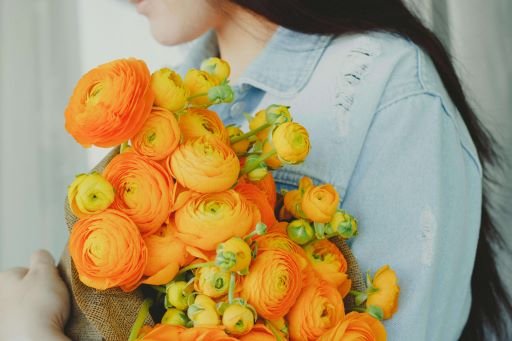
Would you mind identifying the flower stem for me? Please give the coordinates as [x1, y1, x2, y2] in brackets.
[120, 141, 130, 153]
[150, 285, 166, 294]
[240, 149, 277, 175]
[265, 320, 284, 341]
[228, 272, 236, 304]
[177, 261, 216, 276]
[128, 298, 153, 341]
[187, 92, 208, 101]
[230, 123, 273, 144]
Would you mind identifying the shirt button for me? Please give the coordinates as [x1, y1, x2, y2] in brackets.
[230, 101, 246, 117]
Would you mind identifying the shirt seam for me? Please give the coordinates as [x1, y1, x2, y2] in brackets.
[373, 91, 483, 177]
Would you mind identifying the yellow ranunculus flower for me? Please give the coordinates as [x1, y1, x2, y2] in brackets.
[216, 237, 252, 273]
[227, 125, 250, 155]
[162, 308, 190, 327]
[366, 265, 400, 320]
[271, 122, 310, 165]
[200, 57, 231, 84]
[151, 67, 189, 112]
[179, 108, 230, 144]
[187, 295, 220, 327]
[249, 110, 271, 141]
[222, 304, 256, 336]
[67, 172, 115, 218]
[194, 265, 231, 298]
[183, 69, 216, 106]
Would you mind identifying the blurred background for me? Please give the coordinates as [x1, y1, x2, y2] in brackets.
[0, 0, 510, 287]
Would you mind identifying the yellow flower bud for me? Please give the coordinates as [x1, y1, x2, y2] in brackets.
[227, 125, 250, 155]
[265, 104, 292, 125]
[183, 69, 216, 106]
[200, 57, 231, 84]
[329, 210, 358, 238]
[222, 303, 256, 336]
[366, 265, 400, 320]
[162, 308, 190, 326]
[150, 68, 189, 112]
[249, 110, 271, 141]
[271, 122, 310, 165]
[216, 237, 252, 273]
[187, 294, 220, 327]
[165, 281, 192, 311]
[67, 172, 115, 218]
[194, 265, 231, 298]
[247, 166, 268, 182]
[287, 219, 314, 245]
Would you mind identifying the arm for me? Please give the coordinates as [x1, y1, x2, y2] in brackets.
[0, 250, 71, 341]
[342, 93, 482, 340]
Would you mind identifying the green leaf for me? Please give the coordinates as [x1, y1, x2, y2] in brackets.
[367, 305, 384, 321]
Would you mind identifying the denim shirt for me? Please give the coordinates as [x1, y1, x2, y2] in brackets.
[178, 27, 483, 340]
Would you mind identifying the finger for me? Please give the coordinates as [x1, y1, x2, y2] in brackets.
[28, 249, 56, 272]
[0, 267, 28, 281]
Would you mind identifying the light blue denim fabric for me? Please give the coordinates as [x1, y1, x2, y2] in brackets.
[178, 27, 483, 340]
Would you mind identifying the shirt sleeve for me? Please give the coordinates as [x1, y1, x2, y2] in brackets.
[341, 93, 483, 340]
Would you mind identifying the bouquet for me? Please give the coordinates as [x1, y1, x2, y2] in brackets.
[59, 57, 401, 341]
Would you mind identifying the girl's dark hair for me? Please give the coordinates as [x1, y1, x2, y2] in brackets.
[229, 0, 512, 339]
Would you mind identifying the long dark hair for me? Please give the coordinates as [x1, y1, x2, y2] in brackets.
[228, 0, 512, 339]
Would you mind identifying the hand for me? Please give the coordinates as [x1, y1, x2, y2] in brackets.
[0, 250, 71, 341]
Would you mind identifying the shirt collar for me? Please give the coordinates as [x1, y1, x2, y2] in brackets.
[181, 26, 333, 98]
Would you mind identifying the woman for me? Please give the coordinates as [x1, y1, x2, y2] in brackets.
[1, 0, 510, 340]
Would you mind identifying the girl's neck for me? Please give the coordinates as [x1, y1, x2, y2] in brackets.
[214, 6, 277, 83]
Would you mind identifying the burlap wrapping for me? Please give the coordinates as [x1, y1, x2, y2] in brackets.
[58, 147, 155, 341]
[57, 147, 365, 340]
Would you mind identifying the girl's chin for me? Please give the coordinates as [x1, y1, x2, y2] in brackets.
[132, 0, 150, 15]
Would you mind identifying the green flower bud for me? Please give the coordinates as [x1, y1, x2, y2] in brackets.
[329, 210, 358, 239]
[165, 281, 192, 310]
[162, 308, 190, 326]
[287, 219, 315, 245]
[265, 104, 292, 125]
[208, 84, 234, 103]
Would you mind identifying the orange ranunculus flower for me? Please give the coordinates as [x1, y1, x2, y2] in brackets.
[318, 312, 386, 341]
[271, 122, 310, 165]
[140, 223, 189, 285]
[366, 265, 400, 320]
[69, 209, 147, 292]
[262, 140, 282, 169]
[241, 249, 303, 320]
[132, 107, 181, 161]
[139, 325, 238, 341]
[103, 151, 173, 236]
[239, 324, 277, 341]
[174, 190, 260, 251]
[283, 189, 304, 219]
[302, 184, 340, 223]
[256, 232, 306, 257]
[304, 239, 351, 297]
[344, 312, 387, 341]
[268, 221, 288, 235]
[170, 135, 240, 193]
[65, 58, 153, 148]
[235, 182, 277, 228]
[288, 280, 345, 341]
[183, 69, 216, 106]
[241, 172, 277, 209]
[150, 67, 189, 112]
[178, 108, 229, 144]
